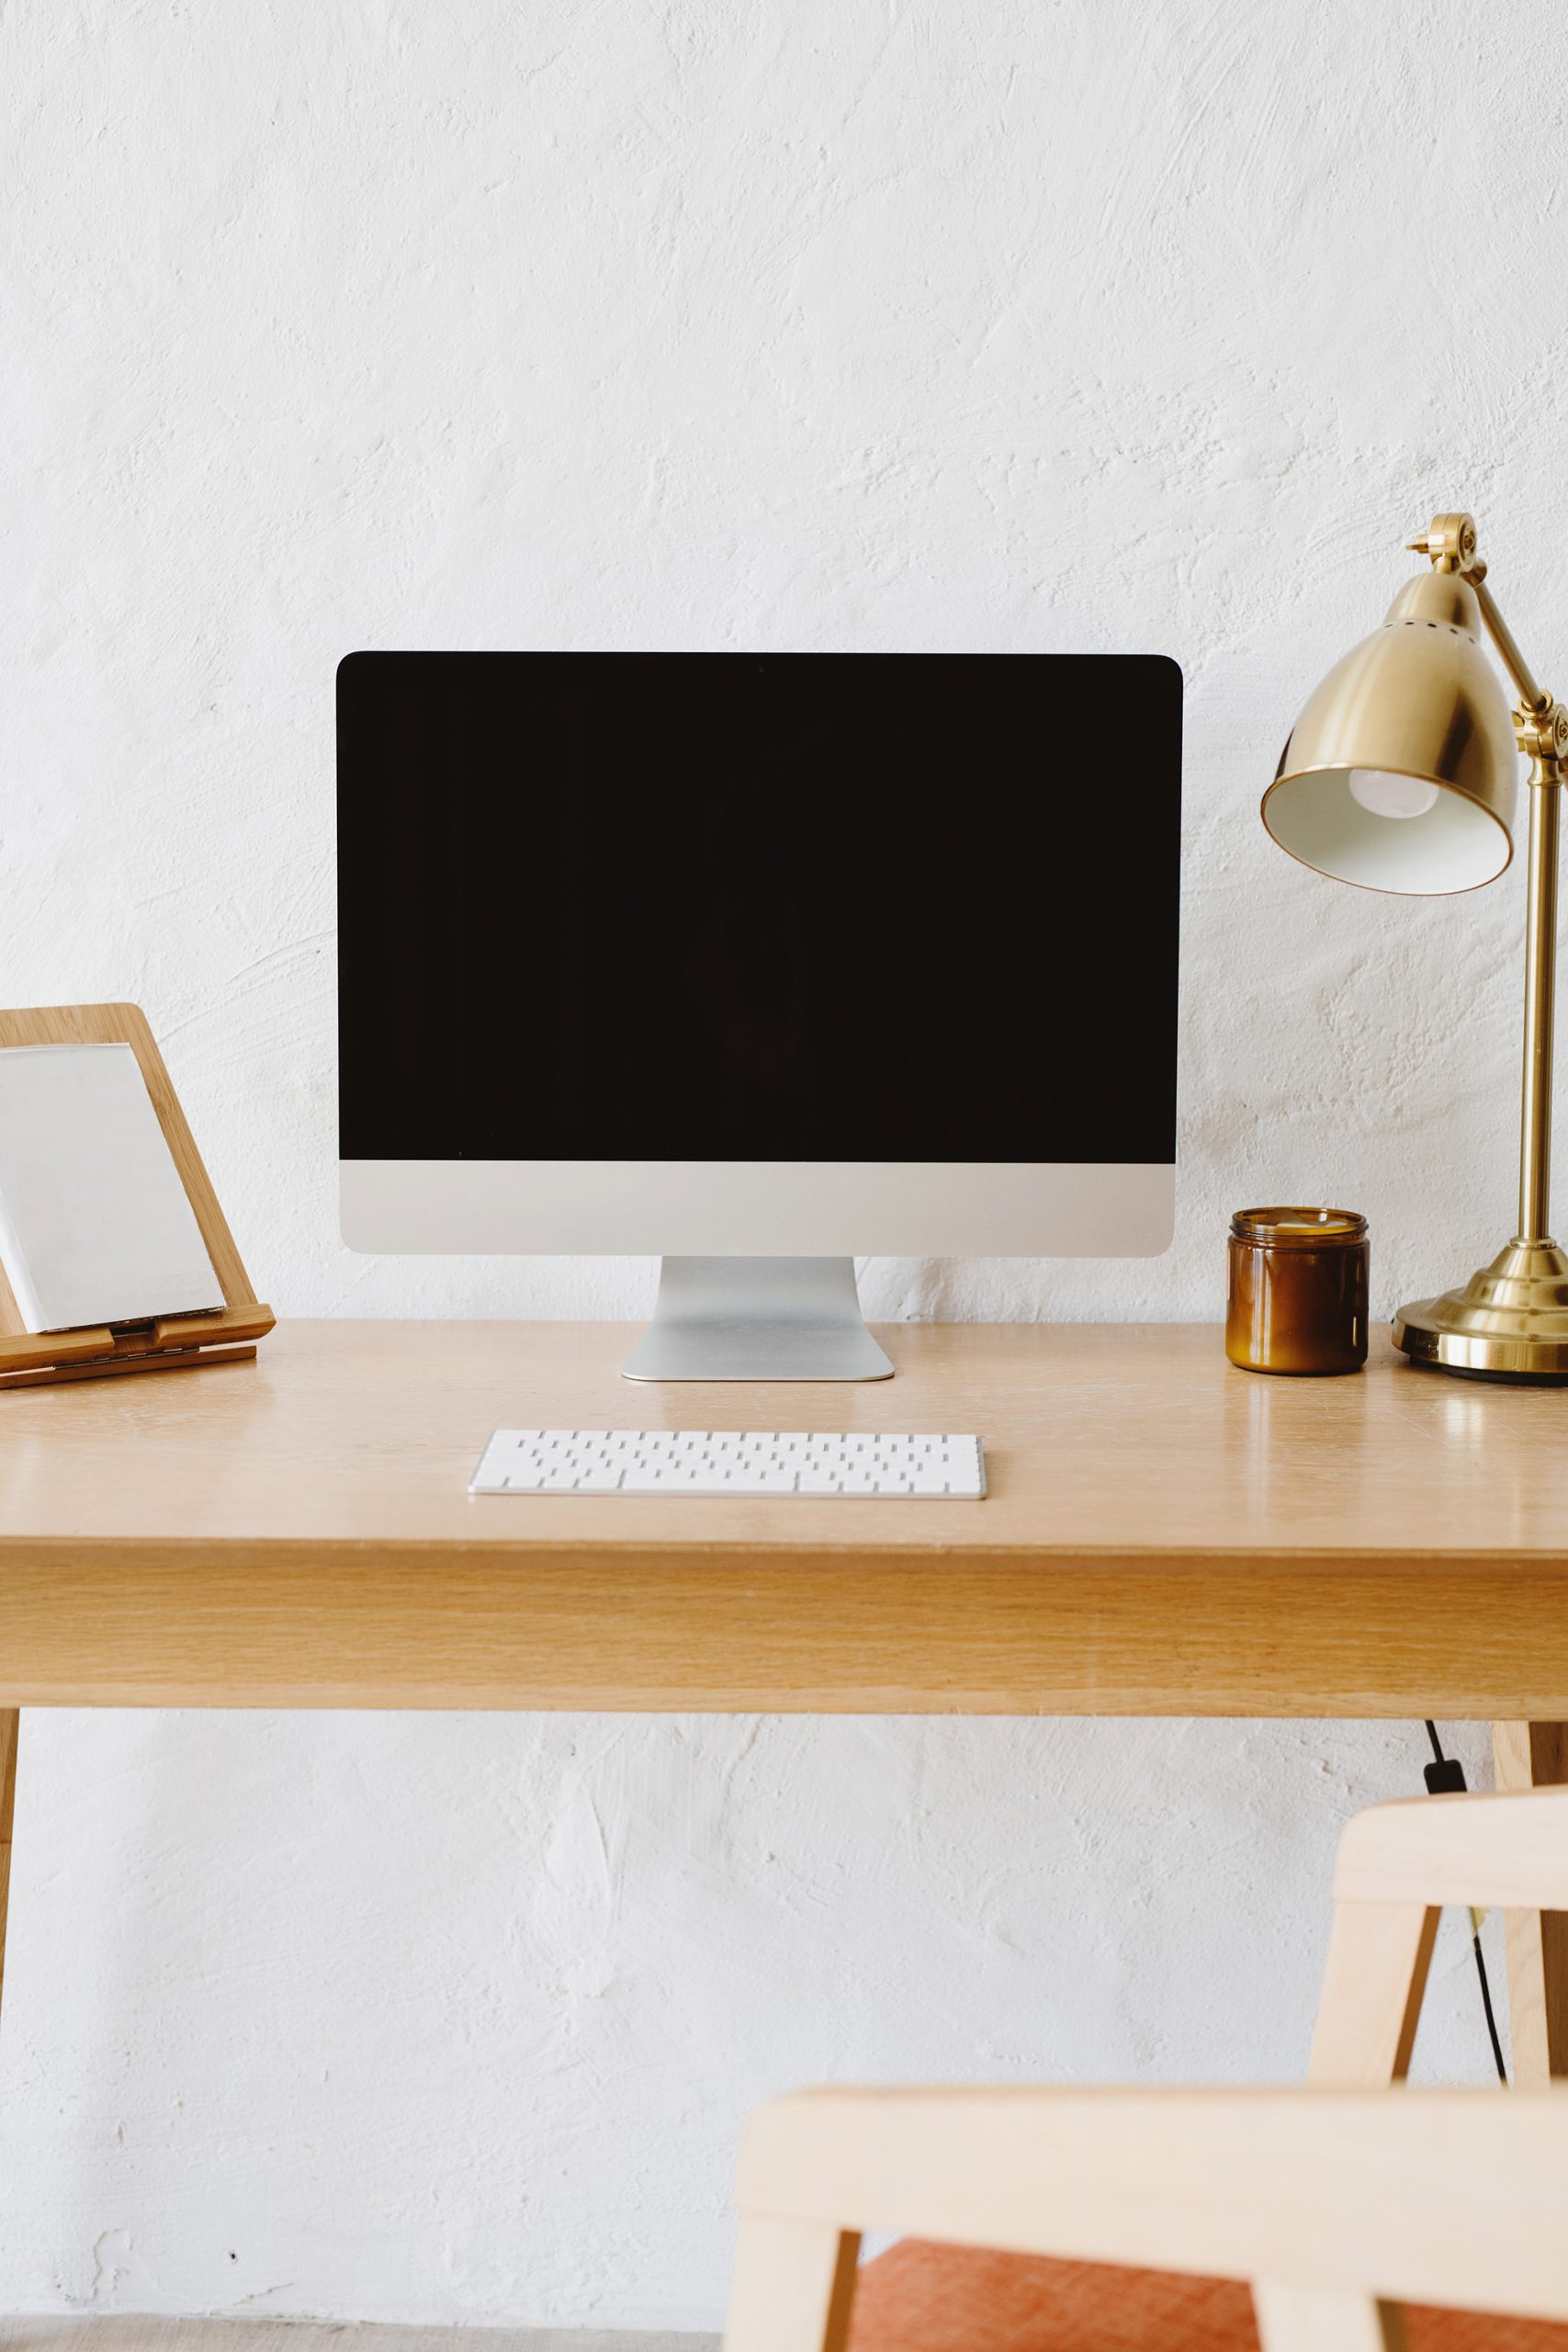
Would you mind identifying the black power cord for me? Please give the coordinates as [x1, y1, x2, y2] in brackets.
[1423, 1722, 1508, 2084]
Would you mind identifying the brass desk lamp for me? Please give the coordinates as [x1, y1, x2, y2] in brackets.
[1263, 511, 1568, 1382]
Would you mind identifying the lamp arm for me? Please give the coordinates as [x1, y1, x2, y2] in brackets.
[1409, 510, 1555, 717]
[1465, 566, 1549, 716]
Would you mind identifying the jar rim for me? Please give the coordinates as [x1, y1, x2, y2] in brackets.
[1231, 1205, 1368, 1245]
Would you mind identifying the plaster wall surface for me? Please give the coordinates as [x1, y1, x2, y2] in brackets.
[0, 0, 1559, 2327]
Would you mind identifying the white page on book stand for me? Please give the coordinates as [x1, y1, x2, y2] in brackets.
[0, 1044, 223, 1332]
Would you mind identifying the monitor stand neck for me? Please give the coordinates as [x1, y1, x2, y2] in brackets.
[620, 1256, 895, 1382]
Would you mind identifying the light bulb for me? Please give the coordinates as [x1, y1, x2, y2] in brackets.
[1348, 768, 1440, 821]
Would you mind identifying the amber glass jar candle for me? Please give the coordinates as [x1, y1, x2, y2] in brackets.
[1226, 1208, 1370, 1375]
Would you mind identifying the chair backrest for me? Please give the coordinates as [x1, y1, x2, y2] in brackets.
[1309, 1787, 1568, 2086]
[728, 2083, 1568, 2352]
[723, 1789, 1568, 2352]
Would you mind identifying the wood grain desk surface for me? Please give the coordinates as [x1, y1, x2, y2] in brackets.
[0, 1318, 1562, 1716]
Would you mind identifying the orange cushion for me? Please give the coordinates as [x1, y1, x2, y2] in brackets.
[849, 2240, 1568, 2351]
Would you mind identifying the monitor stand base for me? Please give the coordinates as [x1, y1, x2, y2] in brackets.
[621, 1256, 895, 1382]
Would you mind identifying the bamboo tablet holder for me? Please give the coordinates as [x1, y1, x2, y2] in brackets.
[0, 1003, 275, 1390]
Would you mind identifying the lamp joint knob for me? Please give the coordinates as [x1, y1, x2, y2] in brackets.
[1407, 511, 1479, 572]
[1515, 699, 1568, 764]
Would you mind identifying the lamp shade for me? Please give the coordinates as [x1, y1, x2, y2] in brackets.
[1261, 571, 1517, 894]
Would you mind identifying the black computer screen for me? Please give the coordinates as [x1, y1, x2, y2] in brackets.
[337, 651, 1180, 1164]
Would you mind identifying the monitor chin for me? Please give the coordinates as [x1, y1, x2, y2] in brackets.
[338, 1159, 1176, 1261]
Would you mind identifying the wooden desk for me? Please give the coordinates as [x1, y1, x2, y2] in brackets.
[3, 1317, 1566, 1714]
[0, 1318, 1562, 2073]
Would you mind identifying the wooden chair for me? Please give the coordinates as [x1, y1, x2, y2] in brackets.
[724, 1788, 1568, 2352]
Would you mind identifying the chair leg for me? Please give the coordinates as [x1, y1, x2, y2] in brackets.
[1492, 1721, 1568, 2084]
[0, 1710, 17, 2020]
[1307, 1901, 1438, 2086]
[1254, 2283, 1405, 2351]
[724, 2217, 861, 2352]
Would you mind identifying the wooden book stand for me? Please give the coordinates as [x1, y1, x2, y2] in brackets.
[0, 1003, 274, 1390]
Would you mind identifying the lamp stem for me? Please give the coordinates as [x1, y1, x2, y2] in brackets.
[1517, 760, 1561, 1246]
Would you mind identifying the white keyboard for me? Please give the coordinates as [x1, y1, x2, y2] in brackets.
[470, 1429, 987, 1498]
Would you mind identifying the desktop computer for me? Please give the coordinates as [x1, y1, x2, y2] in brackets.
[337, 650, 1181, 1381]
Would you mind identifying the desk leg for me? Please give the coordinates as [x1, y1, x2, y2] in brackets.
[0, 1710, 16, 2019]
[1493, 1721, 1568, 2084]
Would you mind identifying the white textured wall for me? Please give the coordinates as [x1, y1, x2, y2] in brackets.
[1, 0, 1559, 2327]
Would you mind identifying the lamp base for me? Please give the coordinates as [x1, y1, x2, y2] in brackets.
[1393, 1239, 1568, 1382]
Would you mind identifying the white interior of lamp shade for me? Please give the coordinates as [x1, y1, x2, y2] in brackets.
[1263, 767, 1511, 894]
